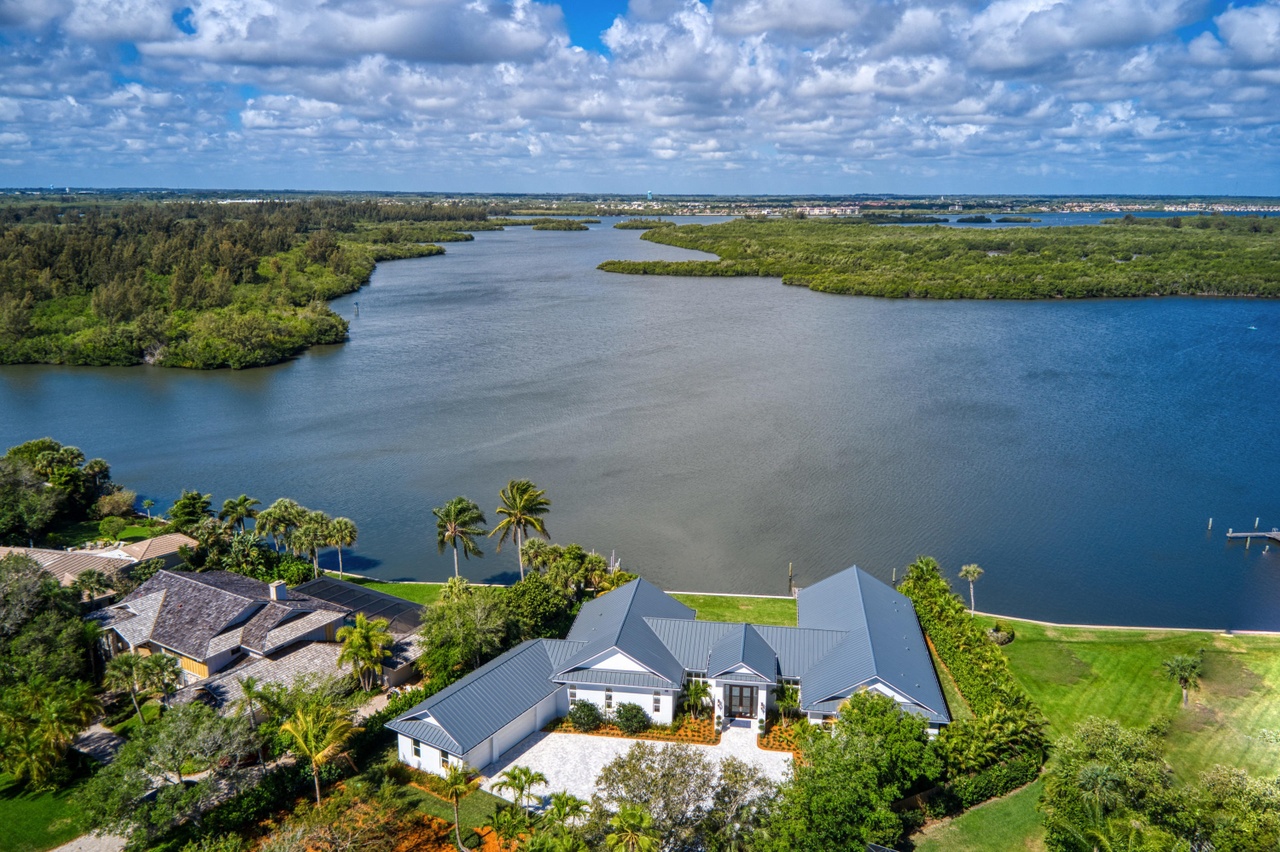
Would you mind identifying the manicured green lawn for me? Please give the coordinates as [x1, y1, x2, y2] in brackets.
[913, 780, 1045, 852]
[0, 772, 89, 852]
[325, 573, 443, 607]
[986, 617, 1280, 780]
[671, 593, 797, 626]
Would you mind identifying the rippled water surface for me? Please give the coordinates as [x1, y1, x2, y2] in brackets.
[3, 217, 1279, 629]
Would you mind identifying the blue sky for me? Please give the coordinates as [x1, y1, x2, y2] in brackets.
[1, 0, 1278, 195]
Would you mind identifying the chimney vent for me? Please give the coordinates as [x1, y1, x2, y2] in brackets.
[269, 580, 287, 601]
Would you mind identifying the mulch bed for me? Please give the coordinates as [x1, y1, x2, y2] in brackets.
[544, 715, 720, 746]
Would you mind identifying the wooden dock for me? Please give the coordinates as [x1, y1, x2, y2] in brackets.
[1226, 529, 1280, 544]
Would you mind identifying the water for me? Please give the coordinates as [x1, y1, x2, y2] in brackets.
[3, 217, 1279, 630]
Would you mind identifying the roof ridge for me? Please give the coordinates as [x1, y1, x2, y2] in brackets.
[165, 569, 258, 602]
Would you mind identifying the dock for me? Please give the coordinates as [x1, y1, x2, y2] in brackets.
[1226, 529, 1280, 544]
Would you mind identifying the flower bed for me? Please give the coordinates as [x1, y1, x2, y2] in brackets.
[543, 714, 719, 745]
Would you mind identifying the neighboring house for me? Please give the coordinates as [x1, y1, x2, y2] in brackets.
[88, 532, 199, 570]
[94, 570, 348, 684]
[389, 565, 950, 778]
[293, 576, 425, 688]
[0, 545, 135, 590]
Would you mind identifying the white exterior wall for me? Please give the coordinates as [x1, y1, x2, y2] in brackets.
[397, 733, 457, 777]
[566, 684, 673, 724]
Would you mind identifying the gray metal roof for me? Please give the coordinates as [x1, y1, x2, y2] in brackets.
[389, 638, 578, 755]
[752, 625, 849, 678]
[796, 566, 950, 724]
[557, 579, 692, 685]
[707, 624, 778, 681]
[643, 618, 735, 671]
[555, 669, 676, 689]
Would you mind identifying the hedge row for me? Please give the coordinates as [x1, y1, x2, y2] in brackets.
[897, 557, 1036, 716]
[948, 754, 1042, 808]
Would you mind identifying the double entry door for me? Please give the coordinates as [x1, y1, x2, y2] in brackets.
[726, 685, 757, 718]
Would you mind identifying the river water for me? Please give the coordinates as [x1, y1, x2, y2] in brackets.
[2, 217, 1279, 629]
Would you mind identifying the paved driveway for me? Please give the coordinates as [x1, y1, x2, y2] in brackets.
[478, 723, 792, 805]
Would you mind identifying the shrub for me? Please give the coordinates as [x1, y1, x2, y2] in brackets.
[568, 699, 603, 732]
[614, 702, 650, 735]
[947, 754, 1042, 808]
[98, 516, 128, 540]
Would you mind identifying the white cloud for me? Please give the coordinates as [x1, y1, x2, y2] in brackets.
[0, 0, 1276, 191]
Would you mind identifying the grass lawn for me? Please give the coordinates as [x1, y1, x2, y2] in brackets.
[671, 593, 797, 626]
[325, 573, 444, 607]
[913, 780, 1045, 852]
[986, 616, 1280, 780]
[0, 772, 89, 852]
[403, 783, 507, 848]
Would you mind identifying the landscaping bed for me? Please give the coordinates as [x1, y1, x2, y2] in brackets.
[756, 718, 802, 754]
[544, 714, 720, 746]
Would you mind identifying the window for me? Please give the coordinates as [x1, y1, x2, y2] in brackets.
[440, 750, 450, 769]
[604, 688, 613, 710]
[568, 685, 577, 702]
[653, 691, 661, 714]
[411, 740, 421, 759]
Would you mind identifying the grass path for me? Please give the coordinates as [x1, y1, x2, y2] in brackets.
[985, 616, 1280, 779]
[913, 780, 1045, 852]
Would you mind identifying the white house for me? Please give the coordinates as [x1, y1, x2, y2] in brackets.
[389, 565, 951, 777]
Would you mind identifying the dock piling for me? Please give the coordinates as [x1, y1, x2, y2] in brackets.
[1208, 518, 1213, 530]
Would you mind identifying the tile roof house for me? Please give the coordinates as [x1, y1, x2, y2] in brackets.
[389, 564, 950, 778]
[94, 570, 348, 683]
[0, 545, 135, 590]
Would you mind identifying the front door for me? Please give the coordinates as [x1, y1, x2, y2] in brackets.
[727, 685, 757, 718]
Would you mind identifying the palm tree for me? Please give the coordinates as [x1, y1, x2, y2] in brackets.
[442, 762, 477, 852]
[235, 675, 268, 763]
[682, 679, 711, 719]
[104, 652, 150, 724]
[293, 510, 333, 578]
[73, 568, 112, 604]
[336, 612, 394, 691]
[142, 498, 154, 519]
[218, 494, 261, 532]
[544, 791, 589, 833]
[606, 804, 658, 852]
[493, 764, 548, 810]
[434, 497, 487, 578]
[328, 517, 358, 578]
[773, 682, 799, 726]
[1163, 654, 1203, 707]
[80, 619, 105, 680]
[959, 563, 984, 613]
[441, 575, 472, 603]
[142, 652, 182, 707]
[279, 704, 361, 805]
[258, 498, 304, 552]
[489, 480, 550, 580]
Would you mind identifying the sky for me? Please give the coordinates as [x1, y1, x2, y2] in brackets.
[1, 0, 1278, 195]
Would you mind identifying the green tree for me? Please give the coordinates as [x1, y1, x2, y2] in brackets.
[336, 612, 393, 691]
[280, 703, 361, 805]
[105, 651, 151, 724]
[292, 510, 333, 578]
[494, 764, 549, 810]
[606, 804, 658, 852]
[328, 516, 358, 578]
[1163, 654, 1203, 707]
[490, 480, 551, 580]
[959, 563, 984, 613]
[218, 494, 261, 532]
[416, 586, 508, 686]
[442, 762, 477, 852]
[544, 791, 589, 834]
[256, 497, 304, 552]
[143, 651, 183, 707]
[441, 575, 472, 603]
[167, 490, 213, 532]
[142, 498, 154, 519]
[233, 675, 268, 763]
[73, 568, 112, 603]
[682, 678, 711, 720]
[435, 496, 487, 577]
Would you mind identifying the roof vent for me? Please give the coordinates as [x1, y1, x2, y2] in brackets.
[269, 580, 287, 601]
